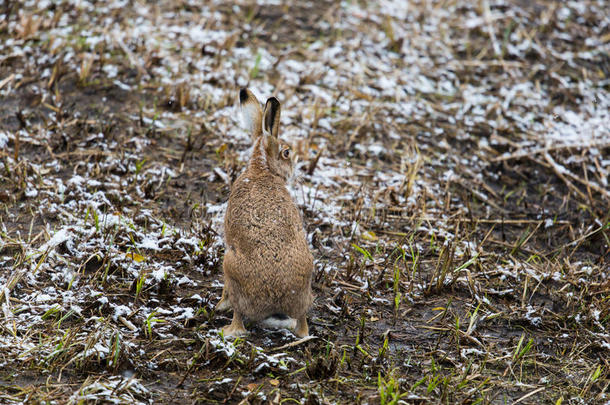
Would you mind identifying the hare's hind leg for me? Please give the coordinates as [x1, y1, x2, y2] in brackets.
[294, 315, 309, 338]
[222, 310, 247, 338]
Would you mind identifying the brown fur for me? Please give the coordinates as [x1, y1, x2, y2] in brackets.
[219, 89, 314, 338]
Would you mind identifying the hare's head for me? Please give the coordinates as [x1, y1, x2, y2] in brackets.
[239, 88, 295, 181]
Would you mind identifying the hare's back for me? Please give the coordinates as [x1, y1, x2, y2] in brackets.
[226, 174, 303, 245]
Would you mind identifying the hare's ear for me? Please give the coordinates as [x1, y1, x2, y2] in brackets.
[262, 97, 281, 139]
[239, 88, 263, 138]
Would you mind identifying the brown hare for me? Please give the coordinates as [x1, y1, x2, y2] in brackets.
[216, 88, 314, 338]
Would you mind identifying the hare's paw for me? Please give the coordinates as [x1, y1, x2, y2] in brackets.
[216, 298, 232, 312]
[294, 315, 309, 338]
[222, 323, 247, 338]
[215, 290, 232, 312]
[222, 311, 247, 338]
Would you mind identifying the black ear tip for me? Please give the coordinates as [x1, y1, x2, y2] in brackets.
[266, 97, 280, 108]
[239, 88, 249, 103]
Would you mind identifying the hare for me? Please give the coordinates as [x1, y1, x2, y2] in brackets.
[216, 88, 314, 338]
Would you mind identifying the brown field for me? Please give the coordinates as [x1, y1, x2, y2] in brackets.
[0, 0, 608, 403]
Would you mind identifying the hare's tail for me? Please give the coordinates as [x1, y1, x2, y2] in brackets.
[260, 314, 296, 330]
